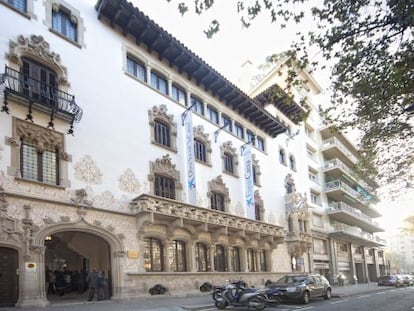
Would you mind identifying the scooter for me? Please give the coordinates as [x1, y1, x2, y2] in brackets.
[212, 280, 248, 301]
[214, 280, 267, 310]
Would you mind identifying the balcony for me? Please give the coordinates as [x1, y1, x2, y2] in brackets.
[321, 137, 358, 166]
[323, 159, 372, 191]
[1, 66, 82, 131]
[327, 202, 384, 233]
[330, 222, 385, 247]
[130, 194, 285, 246]
[325, 179, 367, 206]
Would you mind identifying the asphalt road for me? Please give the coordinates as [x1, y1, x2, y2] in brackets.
[2, 287, 413, 311]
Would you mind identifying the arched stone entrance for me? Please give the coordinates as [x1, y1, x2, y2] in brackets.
[0, 247, 19, 307]
[44, 231, 111, 301]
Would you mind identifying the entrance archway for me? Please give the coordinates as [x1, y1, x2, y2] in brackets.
[0, 247, 18, 307]
[44, 231, 111, 301]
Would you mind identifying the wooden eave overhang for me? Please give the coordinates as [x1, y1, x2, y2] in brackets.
[130, 194, 285, 246]
[254, 84, 307, 124]
[95, 0, 287, 137]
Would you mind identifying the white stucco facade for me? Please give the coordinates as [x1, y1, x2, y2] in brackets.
[0, 0, 385, 307]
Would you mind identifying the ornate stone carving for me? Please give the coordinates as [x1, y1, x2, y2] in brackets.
[118, 169, 141, 194]
[148, 155, 183, 199]
[15, 119, 64, 151]
[7, 35, 69, 86]
[74, 155, 103, 186]
[193, 125, 212, 165]
[93, 191, 117, 210]
[71, 188, 93, 206]
[148, 105, 177, 151]
[130, 194, 285, 241]
[220, 141, 239, 176]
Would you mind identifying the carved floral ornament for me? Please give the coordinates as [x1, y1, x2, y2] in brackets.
[14, 119, 64, 152]
[7, 34, 69, 86]
[149, 154, 181, 181]
[74, 155, 103, 186]
[148, 105, 176, 130]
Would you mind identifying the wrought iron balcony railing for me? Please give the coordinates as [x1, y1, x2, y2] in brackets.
[1, 66, 83, 130]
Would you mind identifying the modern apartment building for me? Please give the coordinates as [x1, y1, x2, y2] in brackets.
[388, 233, 414, 274]
[0, 0, 384, 307]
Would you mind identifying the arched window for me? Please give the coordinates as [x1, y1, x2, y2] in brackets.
[208, 176, 231, 213]
[214, 244, 226, 272]
[144, 237, 163, 272]
[195, 242, 209, 272]
[149, 155, 183, 201]
[148, 105, 177, 152]
[231, 247, 241, 272]
[254, 204, 261, 221]
[169, 240, 186, 272]
[279, 148, 286, 165]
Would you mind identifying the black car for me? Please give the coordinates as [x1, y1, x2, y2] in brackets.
[270, 274, 332, 304]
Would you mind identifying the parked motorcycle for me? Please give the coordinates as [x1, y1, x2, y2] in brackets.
[212, 280, 247, 301]
[214, 280, 267, 310]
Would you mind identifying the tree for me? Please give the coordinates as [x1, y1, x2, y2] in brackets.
[168, 0, 414, 196]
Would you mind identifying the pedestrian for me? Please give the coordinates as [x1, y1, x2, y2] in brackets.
[86, 268, 100, 301]
[97, 271, 108, 301]
[86, 268, 105, 301]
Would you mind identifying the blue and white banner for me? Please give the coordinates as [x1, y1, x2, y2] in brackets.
[243, 144, 255, 219]
[184, 111, 197, 205]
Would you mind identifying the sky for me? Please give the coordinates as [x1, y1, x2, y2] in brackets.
[132, 0, 412, 235]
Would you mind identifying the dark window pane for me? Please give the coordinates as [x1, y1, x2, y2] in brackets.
[231, 247, 241, 272]
[224, 153, 234, 173]
[190, 96, 204, 115]
[207, 106, 219, 124]
[127, 56, 146, 81]
[151, 71, 168, 94]
[221, 115, 232, 132]
[154, 175, 175, 199]
[6, 0, 26, 12]
[235, 123, 244, 139]
[169, 240, 186, 272]
[52, 9, 77, 41]
[194, 139, 206, 162]
[257, 137, 265, 151]
[211, 192, 225, 211]
[172, 84, 186, 105]
[154, 120, 171, 147]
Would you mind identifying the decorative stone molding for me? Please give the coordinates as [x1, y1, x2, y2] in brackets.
[220, 141, 239, 177]
[16, 119, 64, 151]
[207, 175, 231, 212]
[74, 155, 103, 186]
[130, 194, 285, 243]
[148, 154, 183, 199]
[118, 168, 141, 194]
[7, 34, 69, 86]
[193, 125, 212, 165]
[148, 104, 177, 152]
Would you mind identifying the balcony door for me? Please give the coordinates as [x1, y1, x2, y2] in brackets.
[21, 58, 57, 104]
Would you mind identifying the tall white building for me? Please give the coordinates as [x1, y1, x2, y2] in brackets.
[388, 233, 414, 274]
[0, 0, 384, 307]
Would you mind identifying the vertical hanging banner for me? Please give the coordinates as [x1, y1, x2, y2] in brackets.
[184, 111, 197, 205]
[243, 144, 255, 219]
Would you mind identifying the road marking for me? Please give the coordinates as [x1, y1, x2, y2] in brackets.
[297, 306, 315, 310]
[376, 291, 387, 295]
[330, 299, 348, 304]
[357, 295, 370, 299]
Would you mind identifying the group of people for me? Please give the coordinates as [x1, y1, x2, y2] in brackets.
[45, 266, 109, 301]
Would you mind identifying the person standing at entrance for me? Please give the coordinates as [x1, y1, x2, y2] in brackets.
[86, 268, 100, 301]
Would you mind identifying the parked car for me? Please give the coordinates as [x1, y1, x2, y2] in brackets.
[400, 274, 414, 286]
[377, 275, 405, 287]
[269, 274, 332, 304]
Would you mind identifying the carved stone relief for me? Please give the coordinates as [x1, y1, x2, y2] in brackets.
[220, 141, 239, 176]
[193, 125, 212, 165]
[207, 175, 231, 212]
[148, 104, 177, 151]
[74, 155, 103, 186]
[7, 34, 69, 86]
[118, 169, 141, 194]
